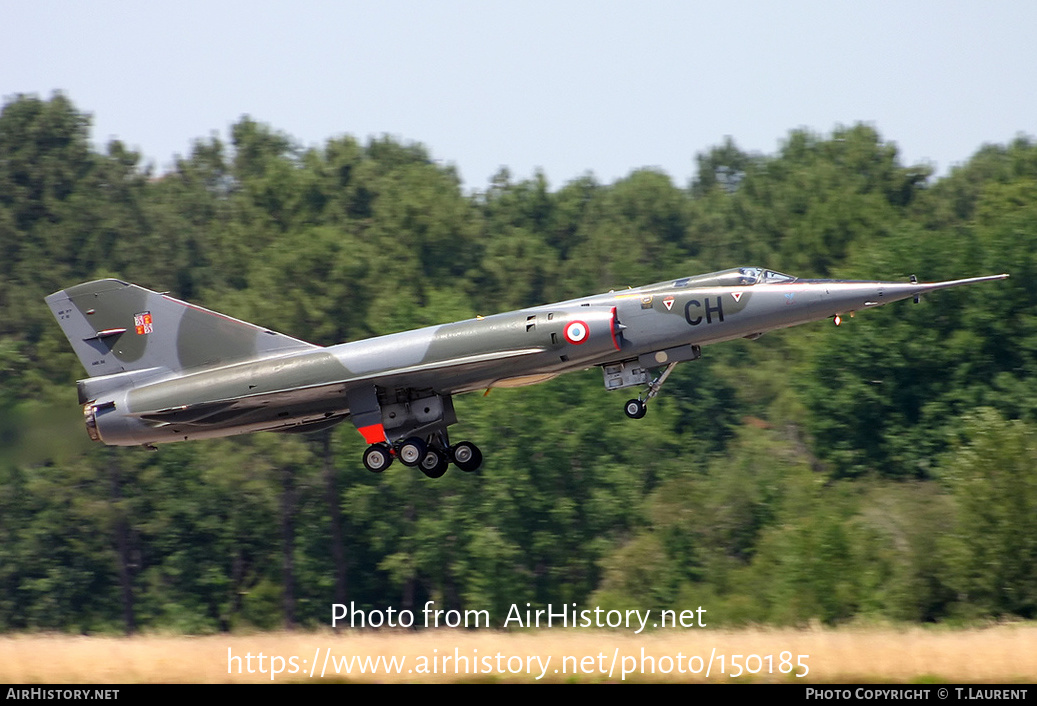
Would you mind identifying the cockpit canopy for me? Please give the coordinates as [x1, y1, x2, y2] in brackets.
[636, 266, 799, 294]
[670, 267, 798, 288]
[732, 267, 798, 285]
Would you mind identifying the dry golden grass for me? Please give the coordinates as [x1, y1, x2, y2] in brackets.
[2, 625, 1036, 683]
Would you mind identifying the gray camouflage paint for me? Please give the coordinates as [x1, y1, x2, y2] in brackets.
[46, 268, 1009, 446]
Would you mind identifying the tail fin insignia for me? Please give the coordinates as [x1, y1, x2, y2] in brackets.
[45, 279, 316, 378]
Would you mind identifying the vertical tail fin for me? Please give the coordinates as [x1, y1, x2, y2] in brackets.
[45, 279, 317, 378]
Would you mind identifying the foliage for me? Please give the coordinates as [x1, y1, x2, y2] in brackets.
[1, 92, 1035, 631]
[941, 410, 1037, 619]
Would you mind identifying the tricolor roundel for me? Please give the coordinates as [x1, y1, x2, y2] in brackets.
[564, 320, 589, 344]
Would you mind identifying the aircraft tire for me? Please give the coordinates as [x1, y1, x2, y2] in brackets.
[398, 437, 427, 467]
[451, 441, 482, 473]
[624, 399, 647, 419]
[363, 444, 393, 473]
[419, 448, 449, 478]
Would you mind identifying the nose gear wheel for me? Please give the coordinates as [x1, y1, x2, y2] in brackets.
[624, 398, 647, 419]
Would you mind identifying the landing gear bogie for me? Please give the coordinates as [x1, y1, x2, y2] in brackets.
[622, 360, 681, 420]
[360, 437, 482, 477]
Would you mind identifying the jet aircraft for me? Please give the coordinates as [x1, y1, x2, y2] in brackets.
[46, 267, 1008, 477]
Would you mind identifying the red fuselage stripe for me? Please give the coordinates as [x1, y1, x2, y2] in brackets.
[610, 306, 621, 351]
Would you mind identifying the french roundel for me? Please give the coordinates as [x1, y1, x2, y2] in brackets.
[564, 320, 589, 344]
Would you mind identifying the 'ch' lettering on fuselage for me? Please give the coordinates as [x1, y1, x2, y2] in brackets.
[684, 296, 724, 326]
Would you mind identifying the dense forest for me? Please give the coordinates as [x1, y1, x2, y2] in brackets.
[1, 92, 1036, 633]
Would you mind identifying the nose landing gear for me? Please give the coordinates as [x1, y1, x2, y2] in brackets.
[623, 361, 680, 419]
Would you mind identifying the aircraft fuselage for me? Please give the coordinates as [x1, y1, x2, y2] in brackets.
[47, 267, 1008, 475]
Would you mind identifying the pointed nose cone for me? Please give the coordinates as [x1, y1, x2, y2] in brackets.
[883, 273, 1010, 304]
[914, 273, 1009, 292]
[814, 273, 1009, 319]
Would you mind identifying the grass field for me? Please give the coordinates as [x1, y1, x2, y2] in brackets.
[2, 625, 1036, 683]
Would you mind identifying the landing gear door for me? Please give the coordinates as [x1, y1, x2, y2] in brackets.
[601, 360, 650, 390]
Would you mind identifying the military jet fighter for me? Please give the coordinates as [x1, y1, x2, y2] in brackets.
[46, 267, 1008, 477]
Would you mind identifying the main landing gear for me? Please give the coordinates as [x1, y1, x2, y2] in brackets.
[624, 361, 679, 420]
[362, 436, 482, 478]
